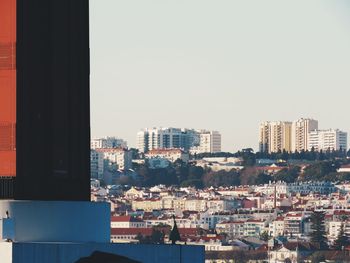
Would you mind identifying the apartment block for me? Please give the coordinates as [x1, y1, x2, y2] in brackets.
[96, 148, 133, 171]
[137, 127, 221, 154]
[291, 118, 318, 152]
[90, 150, 104, 179]
[91, 137, 127, 149]
[259, 121, 292, 153]
[308, 129, 348, 151]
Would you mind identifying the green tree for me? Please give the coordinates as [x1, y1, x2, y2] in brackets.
[203, 170, 240, 187]
[309, 211, 328, 249]
[150, 228, 164, 244]
[260, 231, 269, 242]
[274, 166, 300, 183]
[255, 173, 272, 185]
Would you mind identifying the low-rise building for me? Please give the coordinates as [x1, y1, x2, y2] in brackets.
[111, 216, 146, 229]
[145, 148, 189, 163]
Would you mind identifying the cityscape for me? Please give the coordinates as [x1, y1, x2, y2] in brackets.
[90, 118, 350, 262]
[1, 0, 350, 262]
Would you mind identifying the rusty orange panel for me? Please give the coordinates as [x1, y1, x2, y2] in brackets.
[0, 0, 16, 177]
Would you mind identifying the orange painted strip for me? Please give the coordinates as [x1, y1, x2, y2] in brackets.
[0, 0, 16, 176]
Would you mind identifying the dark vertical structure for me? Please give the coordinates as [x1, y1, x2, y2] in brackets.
[15, 0, 91, 200]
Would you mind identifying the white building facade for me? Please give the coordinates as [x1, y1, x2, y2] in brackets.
[308, 129, 347, 151]
[291, 118, 318, 152]
[137, 127, 221, 153]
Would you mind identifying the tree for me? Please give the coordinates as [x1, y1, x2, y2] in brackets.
[203, 170, 240, 187]
[260, 231, 269, 242]
[150, 228, 164, 244]
[255, 173, 272, 185]
[309, 211, 328, 249]
[333, 223, 349, 250]
[169, 216, 181, 245]
[274, 166, 300, 183]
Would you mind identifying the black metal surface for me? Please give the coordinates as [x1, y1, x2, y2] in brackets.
[15, 0, 90, 200]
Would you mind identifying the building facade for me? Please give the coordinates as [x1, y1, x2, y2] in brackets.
[95, 148, 133, 171]
[308, 129, 348, 151]
[91, 137, 127, 149]
[137, 127, 221, 153]
[291, 118, 318, 152]
[259, 121, 292, 153]
[90, 150, 104, 179]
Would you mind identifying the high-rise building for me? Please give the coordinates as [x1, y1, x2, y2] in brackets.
[259, 122, 270, 153]
[194, 130, 222, 153]
[259, 121, 292, 153]
[136, 127, 221, 153]
[136, 127, 194, 152]
[291, 118, 318, 152]
[308, 129, 348, 152]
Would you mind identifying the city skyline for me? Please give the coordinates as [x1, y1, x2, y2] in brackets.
[90, 0, 350, 152]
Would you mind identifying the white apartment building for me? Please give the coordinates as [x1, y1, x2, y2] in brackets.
[137, 127, 189, 153]
[291, 118, 318, 152]
[192, 130, 221, 154]
[137, 127, 221, 153]
[96, 148, 132, 171]
[308, 129, 348, 151]
[269, 217, 285, 237]
[216, 221, 245, 238]
[91, 137, 127, 149]
[259, 121, 292, 153]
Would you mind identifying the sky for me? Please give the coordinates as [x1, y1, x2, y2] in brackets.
[90, 0, 350, 152]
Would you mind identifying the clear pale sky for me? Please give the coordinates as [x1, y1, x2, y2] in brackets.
[90, 0, 350, 152]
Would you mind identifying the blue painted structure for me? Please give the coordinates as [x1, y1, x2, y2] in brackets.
[12, 243, 205, 263]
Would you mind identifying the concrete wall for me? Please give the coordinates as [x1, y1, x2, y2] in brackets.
[0, 201, 110, 243]
[12, 243, 205, 263]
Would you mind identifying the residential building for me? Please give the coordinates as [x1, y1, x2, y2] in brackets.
[259, 121, 292, 153]
[308, 129, 348, 151]
[90, 150, 104, 179]
[269, 217, 285, 237]
[191, 130, 222, 154]
[216, 221, 245, 238]
[91, 137, 127, 149]
[145, 148, 189, 163]
[243, 219, 266, 237]
[284, 213, 303, 236]
[136, 127, 221, 153]
[131, 198, 162, 212]
[96, 148, 132, 171]
[136, 127, 189, 152]
[291, 118, 318, 152]
[111, 216, 146, 229]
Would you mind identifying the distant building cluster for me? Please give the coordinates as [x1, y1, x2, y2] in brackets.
[91, 179, 350, 256]
[259, 118, 347, 153]
[90, 136, 132, 180]
[136, 127, 221, 154]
